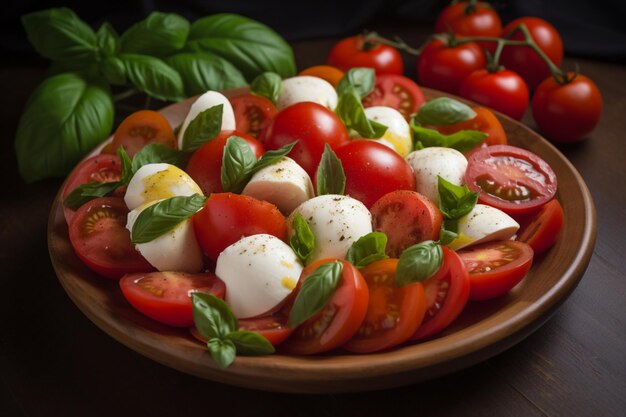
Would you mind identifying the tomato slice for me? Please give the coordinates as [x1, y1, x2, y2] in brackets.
[362, 74, 426, 120]
[370, 190, 443, 257]
[298, 65, 345, 87]
[465, 144, 558, 216]
[458, 240, 534, 301]
[239, 314, 293, 347]
[280, 259, 369, 355]
[436, 107, 507, 148]
[120, 272, 226, 327]
[517, 199, 564, 254]
[343, 259, 426, 353]
[230, 94, 277, 138]
[107, 110, 176, 157]
[68, 197, 153, 279]
[411, 247, 470, 340]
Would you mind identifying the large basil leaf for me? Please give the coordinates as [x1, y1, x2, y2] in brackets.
[120, 12, 190, 57]
[166, 52, 247, 96]
[186, 14, 296, 81]
[96, 22, 119, 57]
[120, 54, 185, 101]
[15, 73, 113, 183]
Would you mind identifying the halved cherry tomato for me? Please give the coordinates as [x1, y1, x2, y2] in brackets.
[280, 259, 369, 355]
[411, 247, 470, 340]
[517, 199, 564, 254]
[464, 145, 558, 216]
[343, 258, 426, 353]
[327, 35, 404, 75]
[69, 197, 153, 279]
[239, 314, 293, 347]
[436, 107, 507, 148]
[362, 74, 426, 120]
[370, 190, 443, 257]
[298, 65, 345, 87]
[230, 94, 277, 138]
[120, 271, 225, 327]
[435, 1, 502, 38]
[458, 240, 533, 301]
[459, 69, 529, 120]
[106, 110, 176, 157]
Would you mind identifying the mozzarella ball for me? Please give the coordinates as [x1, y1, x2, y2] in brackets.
[448, 204, 520, 250]
[177, 91, 236, 149]
[405, 147, 468, 204]
[277, 76, 338, 111]
[363, 106, 413, 156]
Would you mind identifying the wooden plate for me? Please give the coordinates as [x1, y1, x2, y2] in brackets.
[48, 88, 596, 393]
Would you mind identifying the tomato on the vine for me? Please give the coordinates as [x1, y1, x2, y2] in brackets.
[327, 35, 404, 75]
[230, 94, 277, 139]
[435, 1, 502, 38]
[436, 106, 507, 148]
[362, 74, 426, 120]
[459, 69, 529, 120]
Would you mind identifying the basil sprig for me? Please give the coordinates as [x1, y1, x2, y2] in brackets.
[414, 97, 476, 126]
[181, 104, 224, 152]
[336, 67, 375, 98]
[192, 293, 274, 368]
[411, 125, 487, 153]
[346, 232, 389, 269]
[289, 213, 316, 264]
[288, 261, 343, 328]
[63, 181, 124, 210]
[251, 72, 282, 104]
[437, 176, 479, 245]
[316, 144, 346, 196]
[396, 240, 443, 287]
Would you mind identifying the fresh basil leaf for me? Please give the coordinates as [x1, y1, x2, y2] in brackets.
[346, 232, 389, 268]
[336, 67, 375, 98]
[120, 12, 190, 57]
[96, 22, 119, 57]
[316, 144, 346, 196]
[289, 213, 316, 264]
[251, 142, 296, 174]
[117, 146, 133, 185]
[440, 220, 459, 246]
[207, 338, 237, 368]
[15, 73, 113, 183]
[335, 90, 387, 138]
[166, 52, 247, 96]
[130, 194, 207, 244]
[251, 72, 282, 104]
[438, 176, 478, 220]
[415, 97, 476, 126]
[288, 261, 343, 328]
[186, 14, 296, 81]
[226, 330, 275, 355]
[21, 7, 97, 63]
[101, 56, 126, 85]
[181, 105, 223, 152]
[411, 125, 487, 153]
[119, 53, 185, 102]
[131, 143, 185, 173]
[396, 241, 443, 287]
[221, 136, 257, 193]
[192, 292, 238, 340]
[63, 181, 123, 210]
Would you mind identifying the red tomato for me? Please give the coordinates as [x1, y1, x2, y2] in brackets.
[260, 102, 349, 177]
[459, 69, 529, 120]
[517, 199, 564, 254]
[192, 193, 287, 262]
[239, 314, 293, 347]
[119, 271, 225, 327]
[436, 107, 507, 147]
[298, 65, 345, 87]
[362, 74, 426, 120]
[280, 259, 369, 355]
[532, 73, 602, 143]
[417, 38, 486, 94]
[332, 140, 416, 209]
[435, 1, 502, 38]
[500, 17, 564, 90]
[458, 240, 534, 301]
[464, 145, 558, 216]
[327, 35, 403, 75]
[411, 247, 470, 340]
[343, 258, 426, 353]
[185, 130, 264, 196]
[107, 110, 176, 157]
[370, 190, 443, 257]
[68, 197, 153, 279]
[230, 94, 277, 139]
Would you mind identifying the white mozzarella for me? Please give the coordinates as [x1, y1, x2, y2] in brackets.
[362, 106, 413, 156]
[288, 194, 372, 262]
[124, 163, 203, 211]
[177, 91, 236, 149]
[241, 157, 314, 216]
[277, 76, 338, 111]
[448, 204, 520, 250]
[126, 201, 204, 272]
[405, 147, 468, 204]
[216, 234, 303, 319]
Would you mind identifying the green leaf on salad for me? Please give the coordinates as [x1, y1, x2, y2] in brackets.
[414, 97, 476, 126]
[181, 104, 224, 152]
[166, 52, 247, 96]
[207, 338, 237, 368]
[117, 146, 134, 185]
[316, 144, 346, 196]
[192, 293, 238, 340]
[119, 53, 185, 101]
[336, 67, 375, 98]
[120, 12, 190, 57]
[335, 90, 387, 138]
[411, 125, 487, 153]
[439, 220, 459, 246]
[131, 143, 186, 173]
[437, 176, 478, 220]
[226, 331, 275, 355]
[396, 241, 443, 287]
[63, 181, 123, 210]
[251, 142, 296, 173]
[220, 136, 257, 193]
[289, 213, 316, 264]
[346, 232, 389, 269]
[251, 72, 282, 104]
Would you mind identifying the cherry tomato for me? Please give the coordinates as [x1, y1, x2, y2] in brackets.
[459, 69, 529, 120]
[192, 193, 287, 262]
[517, 199, 564, 254]
[185, 130, 264, 195]
[411, 247, 470, 340]
[435, 1, 502, 38]
[190, 313, 293, 347]
[436, 107, 507, 148]
[500, 17, 564, 90]
[464, 144, 558, 216]
[280, 259, 369, 355]
[362, 74, 426, 120]
[260, 102, 349, 177]
[230, 94, 277, 138]
[370, 190, 443, 258]
[327, 35, 404, 75]
[298, 65, 345, 87]
[332, 140, 416, 209]
[343, 258, 426, 353]
[458, 240, 534, 301]
[107, 110, 176, 157]
[417, 38, 486, 94]
[68, 197, 153, 279]
[119, 271, 225, 327]
[532, 73, 602, 143]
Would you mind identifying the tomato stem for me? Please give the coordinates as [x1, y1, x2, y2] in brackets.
[366, 31, 428, 56]
[464, 0, 478, 14]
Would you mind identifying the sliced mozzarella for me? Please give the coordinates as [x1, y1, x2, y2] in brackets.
[242, 157, 314, 215]
[448, 204, 520, 250]
[216, 234, 303, 319]
[288, 194, 372, 262]
[363, 106, 413, 156]
[124, 163, 203, 211]
[405, 147, 468, 204]
[126, 200, 204, 272]
[177, 91, 236, 149]
[277, 76, 338, 111]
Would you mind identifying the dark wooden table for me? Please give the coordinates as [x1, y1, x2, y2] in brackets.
[2, 25, 625, 417]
